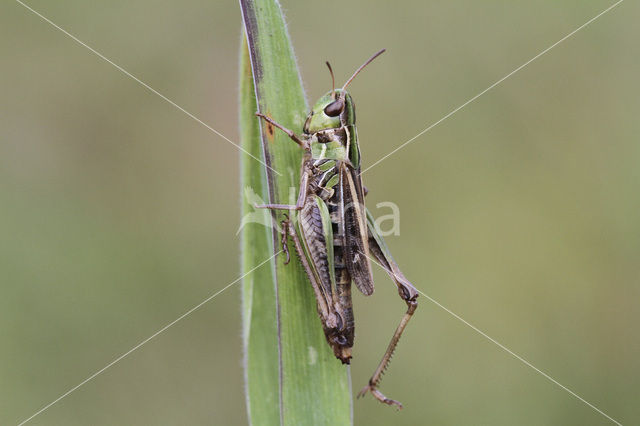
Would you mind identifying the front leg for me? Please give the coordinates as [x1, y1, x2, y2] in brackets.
[256, 113, 308, 149]
[255, 172, 310, 211]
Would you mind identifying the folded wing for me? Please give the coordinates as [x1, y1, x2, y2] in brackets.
[340, 164, 375, 296]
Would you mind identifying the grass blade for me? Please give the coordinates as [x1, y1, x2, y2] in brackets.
[240, 35, 280, 426]
[239, 1, 352, 425]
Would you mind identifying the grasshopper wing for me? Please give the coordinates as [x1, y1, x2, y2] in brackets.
[340, 164, 375, 296]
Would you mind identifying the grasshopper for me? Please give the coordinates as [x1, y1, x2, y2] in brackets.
[255, 49, 418, 409]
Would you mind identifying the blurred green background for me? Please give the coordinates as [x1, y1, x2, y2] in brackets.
[1, 1, 638, 424]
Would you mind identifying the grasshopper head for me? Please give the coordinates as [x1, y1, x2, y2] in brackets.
[303, 89, 355, 134]
[303, 48, 385, 135]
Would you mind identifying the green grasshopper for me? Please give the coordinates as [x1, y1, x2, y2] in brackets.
[255, 49, 418, 409]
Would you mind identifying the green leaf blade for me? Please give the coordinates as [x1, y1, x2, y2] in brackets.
[240, 36, 280, 426]
[240, 1, 352, 425]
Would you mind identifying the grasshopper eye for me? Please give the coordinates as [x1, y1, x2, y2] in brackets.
[324, 99, 344, 117]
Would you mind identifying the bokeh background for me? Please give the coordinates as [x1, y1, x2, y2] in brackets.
[1, 1, 638, 424]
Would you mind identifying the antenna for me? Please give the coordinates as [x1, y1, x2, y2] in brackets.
[341, 48, 386, 91]
[325, 61, 336, 98]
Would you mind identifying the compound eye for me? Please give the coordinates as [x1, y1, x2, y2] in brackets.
[324, 99, 344, 117]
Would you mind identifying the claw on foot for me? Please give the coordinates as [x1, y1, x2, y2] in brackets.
[357, 385, 369, 399]
[282, 242, 290, 264]
[357, 385, 403, 410]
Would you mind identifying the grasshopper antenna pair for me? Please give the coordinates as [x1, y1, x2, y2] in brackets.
[326, 48, 386, 98]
